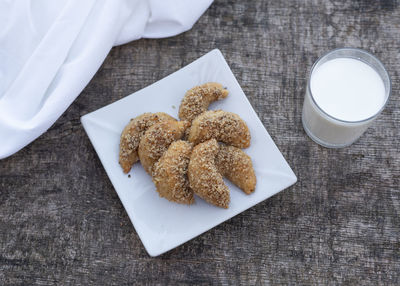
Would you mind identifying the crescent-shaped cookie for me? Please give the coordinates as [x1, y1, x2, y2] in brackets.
[188, 139, 230, 209]
[138, 120, 189, 175]
[216, 145, 256, 194]
[178, 82, 229, 122]
[188, 110, 251, 148]
[152, 140, 194, 205]
[119, 112, 175, 173]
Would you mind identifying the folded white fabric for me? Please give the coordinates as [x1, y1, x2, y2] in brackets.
[0, 0, 213, 159]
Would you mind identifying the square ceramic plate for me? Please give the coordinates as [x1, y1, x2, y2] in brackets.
[81, 49, 297, 256]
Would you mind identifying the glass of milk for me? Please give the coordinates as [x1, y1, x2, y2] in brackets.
[302, 48, 391, 148]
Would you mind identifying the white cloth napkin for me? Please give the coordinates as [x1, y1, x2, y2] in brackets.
[0, 0, 213, 159]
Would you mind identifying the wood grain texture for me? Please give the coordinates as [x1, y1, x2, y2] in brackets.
[1, 0, 400, 284]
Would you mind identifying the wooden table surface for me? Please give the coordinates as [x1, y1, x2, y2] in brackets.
[1, 1, 399, 285]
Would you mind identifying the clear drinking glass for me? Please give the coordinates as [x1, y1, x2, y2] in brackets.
[302, 48, 391, 148]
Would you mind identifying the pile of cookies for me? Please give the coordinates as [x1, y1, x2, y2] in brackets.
[119, 82, 256, 209]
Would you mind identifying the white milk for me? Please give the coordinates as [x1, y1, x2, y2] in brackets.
[311, 58, 386, 121]
[302, 53, 389, 148]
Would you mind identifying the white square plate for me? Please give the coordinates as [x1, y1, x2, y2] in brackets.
[81, 49, 297, 256]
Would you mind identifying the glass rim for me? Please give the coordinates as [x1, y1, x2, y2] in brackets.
[307, 47, 392, 124]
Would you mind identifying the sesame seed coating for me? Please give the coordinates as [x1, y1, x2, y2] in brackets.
[179, 82, 228, 123]
[153, 140, 194, 205]
[138, 120, 189, 175]
[216, 144, 256, 194]
[119, 112, 176, 173]
[118, 82, 256, 209]
[188, 110, 251, 148]
[188, 139, 230, 209]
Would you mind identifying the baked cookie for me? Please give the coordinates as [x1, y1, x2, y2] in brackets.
[138, 120, 189, 175]
[188, 110, 251, 148]
[188, 139, 230, 209]
[153, 140, 194, 205]
[216, 144, 256, 194]
[179, 82, 228, 123]
[119, 112, 175, 173]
